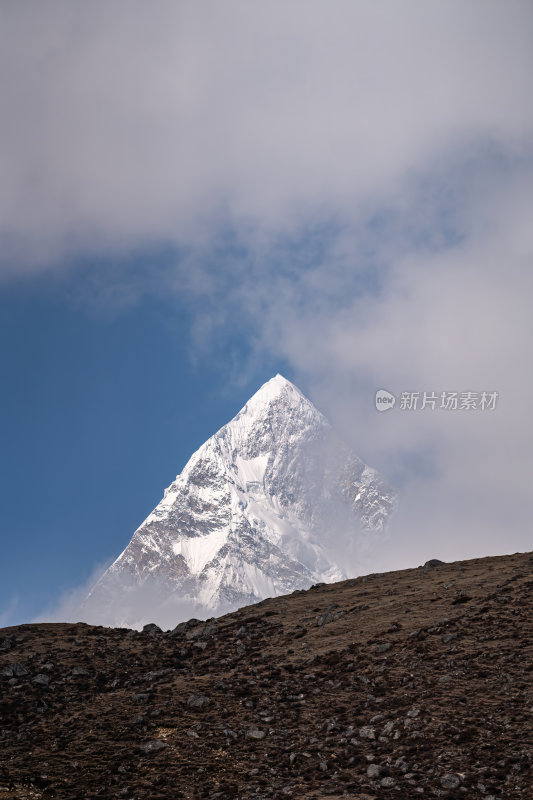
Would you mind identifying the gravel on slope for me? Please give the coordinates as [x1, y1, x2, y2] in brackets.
[0, 551, 531, 799]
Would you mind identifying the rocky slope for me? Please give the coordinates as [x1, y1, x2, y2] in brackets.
[81, 375, 397, 628]
[1, 550, 531, 799]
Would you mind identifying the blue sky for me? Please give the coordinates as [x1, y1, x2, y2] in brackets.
[1, 1, 532, 626]
[0, 270, 288, 625]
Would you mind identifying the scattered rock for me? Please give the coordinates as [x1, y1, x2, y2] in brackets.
[187, 694, 211, 709]
[142, 623, 163, 636]
[350, 603, 370, 614]
[367, 763, 386, 778]
[245, 728, 267, 740]
[442, 632, 458, 643]
[424, 559, 444, 569]
[186, 620, 218, 639]
[316, 607, 346, 627]
[440, 773, 461, 789]
[33, 674, 50, 686]
[452, 592, 472, 605]
[139, 740, 167, 754]
[142, 669, 167, 683]
[132, 692, 151, 703]
[1, 663, 28, 678]
[171, 618, 202, 637]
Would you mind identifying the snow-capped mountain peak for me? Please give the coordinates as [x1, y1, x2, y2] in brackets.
[240, 373, 310, 415]
[81, 375, 397, 629]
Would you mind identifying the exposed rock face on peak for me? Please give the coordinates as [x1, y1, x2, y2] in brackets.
[81, 375, 397, 628]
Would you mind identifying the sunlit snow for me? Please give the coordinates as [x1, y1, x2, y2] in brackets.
[81, 374, 397, 628]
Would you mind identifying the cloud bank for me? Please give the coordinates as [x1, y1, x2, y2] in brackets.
[31, 560, 114, 625]
[1, 1, 531, 273]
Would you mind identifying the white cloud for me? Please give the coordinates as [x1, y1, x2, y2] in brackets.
[252, 159, 533, 565]
[161, 147, 533, 565]
[0, 1, 532, 274]
[0, 595, 20, 628]
[32, 559, 113, 624]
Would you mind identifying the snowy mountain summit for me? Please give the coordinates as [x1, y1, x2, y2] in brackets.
[81, 375, 397, 628]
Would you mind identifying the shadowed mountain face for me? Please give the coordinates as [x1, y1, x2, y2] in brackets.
[81, 375, 397, 628]
[1, 551, 531, 799]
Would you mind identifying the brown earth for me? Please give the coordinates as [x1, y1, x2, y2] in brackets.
[0, 551, 532, 799]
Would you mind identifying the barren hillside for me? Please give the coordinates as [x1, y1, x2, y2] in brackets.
[1, 551, 531, 799]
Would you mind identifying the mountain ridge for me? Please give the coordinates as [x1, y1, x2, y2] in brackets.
[81, 375, 397, 628]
